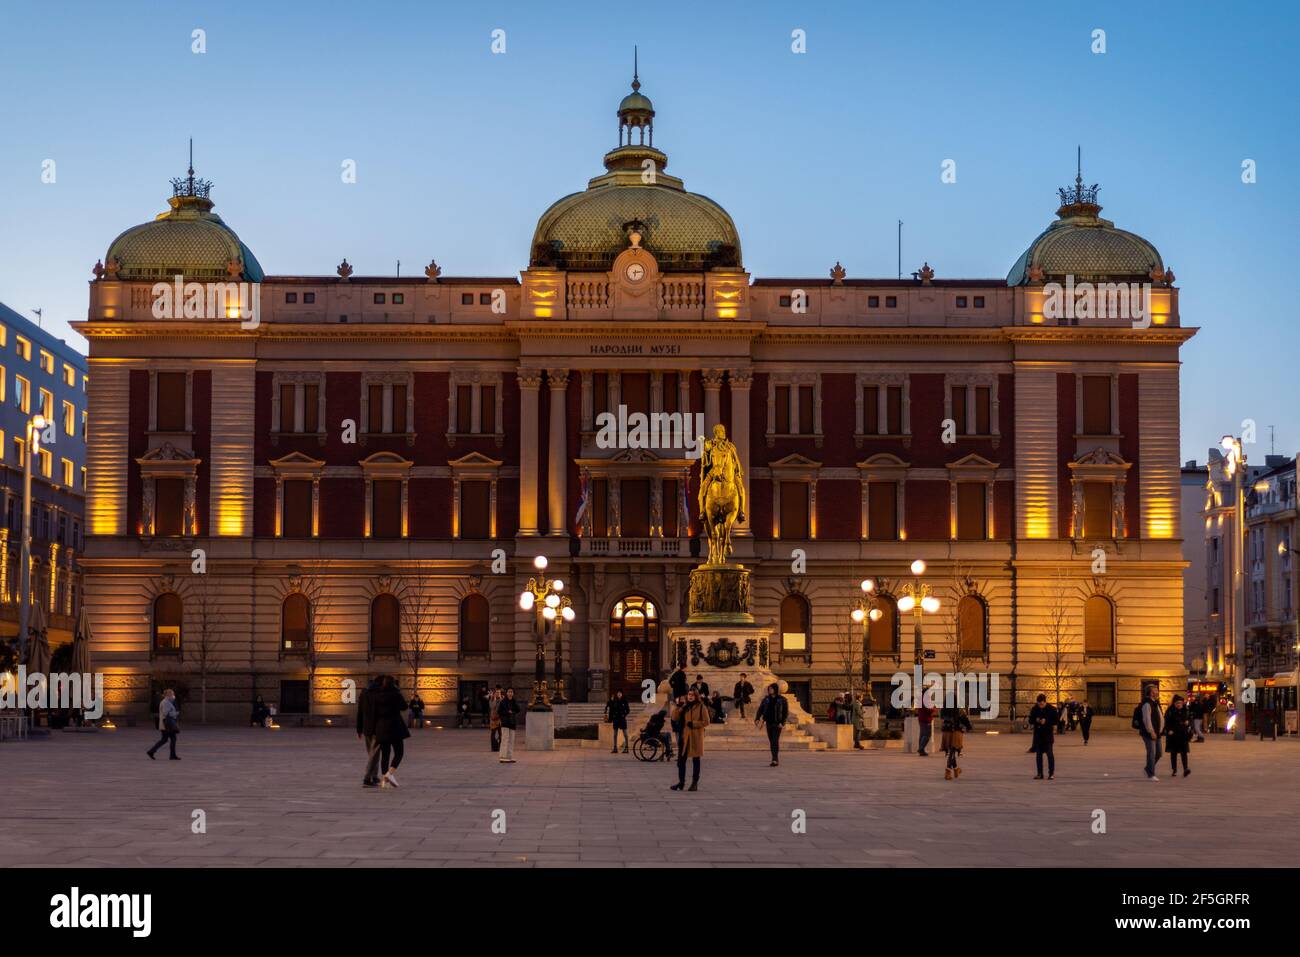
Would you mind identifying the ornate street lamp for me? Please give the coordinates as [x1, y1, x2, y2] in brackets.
[897, 560, 940, 753]
[850, 577, 883, 688]
[519, 555, 568, 711]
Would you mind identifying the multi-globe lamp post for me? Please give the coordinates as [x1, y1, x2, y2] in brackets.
[518, 556, 574, 710]
[897, 559, 940, 752]
[850, 577, 884, 691]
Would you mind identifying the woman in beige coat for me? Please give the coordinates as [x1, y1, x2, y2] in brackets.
[670, 688, 711, 791]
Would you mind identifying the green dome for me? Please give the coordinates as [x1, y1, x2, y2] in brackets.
[105, 176, 263, 283]
[619, 90, 654, 114]
[1008, 179, 1162, 285]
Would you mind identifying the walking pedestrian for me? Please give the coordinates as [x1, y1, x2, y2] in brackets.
[374, 675, 410, 788]
[848, 691, 866, 749]
[356, 676, 381, 787]
[146, 688, 181, 761]
[732, 673, 754, 719]
[754, 682, 789, 767]
[488, 686, 503, 753]
[408, 690, 425, 729]
[1078, 700, 1094, 745]
[670, 688, 710, 791]
[669, 663, 688, 701]
[1029, 693, 1057, 780]
[1135, 683, 1164, 780]
[1189, 696, 1206, 742]
[1065, 696, 1079, 732]
[1164, 694, 1191, 778]
[916, 702, 935, 756]
[250, 695, 270, 728]
[606, 689, 630, 753]
[940, 706, 972, 779]
[456, 697, 473, 729]
[497, 687, 520, 763]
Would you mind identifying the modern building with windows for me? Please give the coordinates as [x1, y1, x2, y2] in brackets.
[0, 301, 89, 646]
[77, 73, 1193, 721]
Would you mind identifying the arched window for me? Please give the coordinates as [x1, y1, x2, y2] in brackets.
[1084, 594, 1115, 655]
[609, 595, 659, 695]
[282, 593, 311, 653]
[153, 592, 183, 655]
[460, 593, 490, 656]
[370, 593, 401, 656]
[780, 593, 810, 653]
[868, 595, 898, 653]
[957, 595, 987, 655]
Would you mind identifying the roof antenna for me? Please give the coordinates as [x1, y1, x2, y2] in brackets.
[31, 308, 42, 330]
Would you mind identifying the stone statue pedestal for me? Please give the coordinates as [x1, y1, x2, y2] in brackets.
[525, 709, 555, 751]
[687, 563, 753, 625]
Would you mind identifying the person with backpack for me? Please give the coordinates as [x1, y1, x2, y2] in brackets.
[1028, 694, 1058, 780]
[755, 682, 789, 767]
[1135, 683, 1165, 780]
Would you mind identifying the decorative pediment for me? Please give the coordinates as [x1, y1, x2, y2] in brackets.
[611, 448, 662, 463]
[137, 442, 197, 464]
[857, 452, 910, 471]
[769, 453, 823, 470]
[269, 451, 326, 476]
[946, 453, 999, 471]
[448, 451, 504, 470]
[1071, 447, 1129, 469]
[359, 451, 413, 477]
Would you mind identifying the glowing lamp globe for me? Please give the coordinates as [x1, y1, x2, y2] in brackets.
[860, 579, 875, 593]
[562, 606, 576, 622]
[897, 595, 916, 613]
[552, 579, 564, 592]
[910, 559, 926, 576]
[519, 591, 535, 611]
[533, 555, 548, 571]
[921, 595, 940, 614]
[851, 608, 865, 624]
[545, 593, 560, 608]
[869, 608, 883, 622]
[542, 606, 556, 620]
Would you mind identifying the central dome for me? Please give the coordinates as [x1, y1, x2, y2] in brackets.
[529, 68, 741, 273]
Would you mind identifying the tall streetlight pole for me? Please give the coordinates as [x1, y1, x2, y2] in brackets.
[1223, 436, 1247, 740]
[18, 413, 46, 662]
[519, 555, 567, 712]
[850, 577, 883, 692]
[546, 583, 574, 705]
[898, 559, 941, 752]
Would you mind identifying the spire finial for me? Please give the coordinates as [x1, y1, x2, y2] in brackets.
[171, 138, 212, 200]
[631, 45, 640, 92]
[1076, 144, 1082, 188]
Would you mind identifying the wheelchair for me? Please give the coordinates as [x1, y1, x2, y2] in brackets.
[632, 731, 673, 762]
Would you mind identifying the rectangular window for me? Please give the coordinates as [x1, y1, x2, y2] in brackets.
[480, 385, 495, 432]
[302, 292, 315, 304]
[38, 388, 52, 421]
[285, 292, 298, 303]
[479, 293, 491, 305]
[38, 448, 51, 478]
[885, 386, 902, 434]
[797, 386, 814, 434]
[13, 437, 24, 467]
[80, 466, 87, 489]
[279, 383, 296, 430]
[460, 480, 491, 539]
[1086, 681, 1116, 717]
[592, 479, 608, 537]
[368, 384, 384, 433]
[461, 293, 474, 305]
[61, 458, 73, 486]
[392, 293, 404, 305]
[622, 373, 649, 417]
[456, 385, 474, 433]
[885, 296, 897, 308]
[16, 336, 31, 361]
[956, 483, 987, 540]
[62, 400, 74, 436]
[371, 480, 402, 538]
[867, 482, 898, 540]
[374, 293, 386, 304]
[303, 383, 319, 433]
[1083, 481, 1112, 538]
[1081, 375, 1111, 435]
[974, 296, 985, 308]
[283, 479, 313, 537]
[862, 386, 878, 435]
[956, 296, 968, 308]
[780, 482, 810, 539]
[621, 479, 651, 538]
[779, 295, 792, 308]
[774, 385, 790, 433]
[15, 375, 29, 413]
[155, 478, 185, 537]
[868, 296, 880, 308]
[155, 372, 187, 431]
[951, 387, 967, 435]
[392, 384, 407, 434]
[974, 386, 991, 434]
[62, 363, 76, 386]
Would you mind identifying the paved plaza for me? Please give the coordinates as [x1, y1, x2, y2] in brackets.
[0, 726, 1295, 867]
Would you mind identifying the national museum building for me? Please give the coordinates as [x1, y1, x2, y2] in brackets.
[77, 74, 1194, 722]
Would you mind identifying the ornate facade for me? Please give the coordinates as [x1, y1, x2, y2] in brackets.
[78, 74, 1193, 721]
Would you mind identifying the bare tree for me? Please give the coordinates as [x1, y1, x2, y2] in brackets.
[1040, 571, 1080, 709]
[291, 563, 333, 715]
[398, 565, 439, 694]
[833, 618, 864, 700]
[187, 574, 225, 724]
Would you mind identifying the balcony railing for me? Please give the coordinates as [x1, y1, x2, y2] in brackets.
[581, 536, 686, 557]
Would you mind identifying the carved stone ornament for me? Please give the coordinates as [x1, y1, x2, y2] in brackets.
[92, 259, 105, 280]
[425, 259, 442, 282]
[917, 262, 935, 284]
[337, 259, 354, 281]
[830, 261, 846, 284]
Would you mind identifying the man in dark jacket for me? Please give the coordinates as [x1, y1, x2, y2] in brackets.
[606, 690, 631, 753]
[373, 675, 410, 788]
[1028, 693, 1058, 780]
[355, 676, 382, 788]
[1137, 683, 1164, 780]
[497, 688, 520, 763]
[1078, 701, 1094, 745]
[732, 674, 755, 719]
[755, 683, 790, 767]
[915, 703, 935, 756]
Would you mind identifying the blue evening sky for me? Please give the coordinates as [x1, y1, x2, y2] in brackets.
[0, 0, 1294, 463]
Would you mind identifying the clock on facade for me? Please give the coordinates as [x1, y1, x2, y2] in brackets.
[624, 262, 645, 282]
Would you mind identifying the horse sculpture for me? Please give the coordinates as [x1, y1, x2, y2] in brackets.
[697, 424, 746, 566]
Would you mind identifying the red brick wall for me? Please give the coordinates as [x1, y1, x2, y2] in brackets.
[1057, 372, 1076, 538]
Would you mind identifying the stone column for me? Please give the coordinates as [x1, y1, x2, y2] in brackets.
[517, 369, 544, 536]
[730, 369, 753, 535]
[547, 369, 569, 536]
[702, 369, 725, 432]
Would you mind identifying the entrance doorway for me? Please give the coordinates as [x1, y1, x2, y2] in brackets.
[609, 595, 660, 698]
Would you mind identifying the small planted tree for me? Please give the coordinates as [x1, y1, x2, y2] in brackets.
[1040, 571, 1080, 710]
[398, 565, 439, 696]
[187, 574, 225, 725]
[291, 563, 332, 715]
